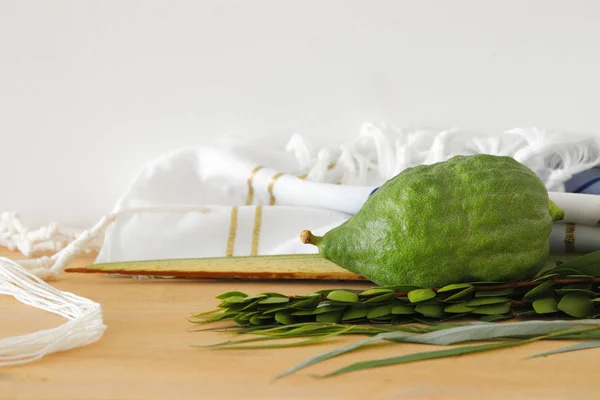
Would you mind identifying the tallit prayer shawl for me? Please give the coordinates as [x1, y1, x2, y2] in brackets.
[2, 123, 600, 366]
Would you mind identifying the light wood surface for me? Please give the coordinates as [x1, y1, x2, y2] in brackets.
[1, 247, 599, 400]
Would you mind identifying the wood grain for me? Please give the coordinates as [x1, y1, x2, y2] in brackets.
[1, 247, 599, 400]
[66, 254, 366, 281]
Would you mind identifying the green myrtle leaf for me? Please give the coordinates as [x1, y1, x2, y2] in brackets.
[360, 288, 395, 296]
[295, 293, 321, 299]
[552, 268, 590, 277]
[471, 303, 512, 315]
[532, 297, 559, 314]
[379, 284, 423, 292]
[316, 309, 345, 323]
[441, 287, 474, 303]
[367, 304, 392, 319]
[466, 297, 509, 307]
[554, 288, 596, 297]
[437, 283, 473, 293]
[391, 304, 416, 315]
[241, 299, 264, 311]
[258, 292, 288, 298]
[291, 297, 321, 310]
[415, 304, 446, 318]
[291, 306, 344, 316]
[315, 289, 335, 296]
[364, 293, 396, 304]
[258, 296, 290, 305]
[480, 314, 512, 322]
[515, 310, 536, 317]
[342, 306, 369, 321]
[223, 296, 251, 304]
[553, 250, 600, 272]
[216, 291, 248, 299]
[557, 293, 594, 318]
[562, 283, 592, 290]
[219, 302, 248, 310]
[312, 306, 346, 315]
[238, 311, 259, 321]
[290, 309, 318, 316]
[523, 280, 554, 301]
[444, 303, 475, 313]
[532, 273, 559, 282]
[371, 317, 394, 323]
[410, 316, 439, 324]
[407, 289, 436, 303]
[474, 288, 514, 297]
[327, 290, 359, 303]
[274, 310, 295, 325]
[244, 294, 269, 301]
[262, 306, 292, 315]
[249, 314, 273, 325]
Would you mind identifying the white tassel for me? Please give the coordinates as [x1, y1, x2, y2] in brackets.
[0, 257, 106, 367]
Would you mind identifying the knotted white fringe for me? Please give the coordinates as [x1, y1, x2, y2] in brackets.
[0, 257, 106, 367]
[286, 123, 600, 190]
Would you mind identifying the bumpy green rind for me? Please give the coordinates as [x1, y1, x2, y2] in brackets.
[317, 154, 561, 287]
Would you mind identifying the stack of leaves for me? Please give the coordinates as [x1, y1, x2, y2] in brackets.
[189, 251, 600, 378]
[192, 252, 600, 327]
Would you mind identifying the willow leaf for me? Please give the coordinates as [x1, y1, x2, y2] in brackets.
[196, 326, 355, 350]
[317, 326, 599, 378]
[404, 320, 588, 345]
[276, 321, 584, 379]
[275, 331, 416, 379]
[527, 341, 600, 359]
[318, 340, 524, 378]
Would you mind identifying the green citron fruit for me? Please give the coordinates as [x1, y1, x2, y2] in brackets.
[301, 154, 565, 287]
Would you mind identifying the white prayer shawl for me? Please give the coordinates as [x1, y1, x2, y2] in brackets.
[2, 123, 600, 367]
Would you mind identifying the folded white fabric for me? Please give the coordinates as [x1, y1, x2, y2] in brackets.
[3, 122, 600, 275]
[94, 124, 600, 264]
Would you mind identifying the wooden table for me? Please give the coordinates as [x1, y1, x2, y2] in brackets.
[1, 247, 598, 400]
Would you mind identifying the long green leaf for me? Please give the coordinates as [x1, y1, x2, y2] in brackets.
[402, 320, 589, 345]
[319, 341, 524, 378]
[195, 326, 355, 350]
[527, 340, 600, 359]
[275, 331, 416, 379]
[275, 320, 598, 378]
[317, 326, 598, 378]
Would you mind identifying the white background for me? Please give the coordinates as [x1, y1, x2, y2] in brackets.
[1, 0, 599, 229]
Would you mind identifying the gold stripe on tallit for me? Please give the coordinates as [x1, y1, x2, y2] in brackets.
[565, 223, 576, 253]
[226, 207, 239, 256]
[251, 205, 263, 256]
[246, 166, 264, 205]
[268, 172, 285, 205]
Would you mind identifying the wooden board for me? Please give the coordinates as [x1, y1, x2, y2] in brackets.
[66, 253, 580, 281]
[66, 254, 366, 281]
[1, 247, 599, 400]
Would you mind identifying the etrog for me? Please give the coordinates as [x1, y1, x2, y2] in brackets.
[301, 154, 565, 287]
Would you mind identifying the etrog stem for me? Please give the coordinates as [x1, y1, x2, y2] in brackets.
[300, 230, 322, 247]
